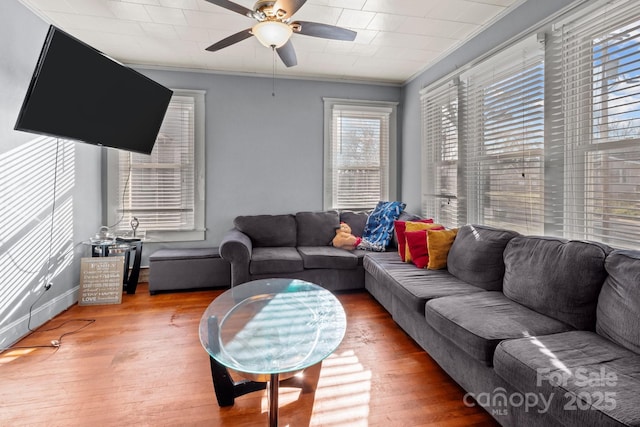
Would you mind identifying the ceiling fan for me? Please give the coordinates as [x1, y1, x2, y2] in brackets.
[204, 0, 357, 67]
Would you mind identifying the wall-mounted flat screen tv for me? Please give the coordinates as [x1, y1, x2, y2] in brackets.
[15, 25, 173, 155]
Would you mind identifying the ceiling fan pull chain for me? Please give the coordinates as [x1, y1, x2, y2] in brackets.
[272, 46, 277, 97]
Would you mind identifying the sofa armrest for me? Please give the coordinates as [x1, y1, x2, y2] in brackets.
[220, 228, 253, 286]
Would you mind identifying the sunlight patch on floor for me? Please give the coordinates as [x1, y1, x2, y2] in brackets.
[0, 347, 36, 364]
[310, 349, 372, 426]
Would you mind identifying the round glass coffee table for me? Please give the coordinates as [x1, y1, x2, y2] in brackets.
[199, 278, 346, 427]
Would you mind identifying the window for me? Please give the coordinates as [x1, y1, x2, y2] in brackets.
[421, 80, 460, 227]
[323, 98, 398, 211]
[550, 0, 640, 248]
[461, 37, 545, 234]
[420, 0, 640, 249]
[106, 90, 205, 242]
[421, 36, 545, 234]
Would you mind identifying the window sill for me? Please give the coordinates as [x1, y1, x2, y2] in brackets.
[143, 229, 206, 243]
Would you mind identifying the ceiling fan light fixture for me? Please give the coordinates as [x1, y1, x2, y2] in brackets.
[252, 21, 292, 48]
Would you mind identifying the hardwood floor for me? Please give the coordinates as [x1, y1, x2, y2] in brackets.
[1, 284, 498, 426]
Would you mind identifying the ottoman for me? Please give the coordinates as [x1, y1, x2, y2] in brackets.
[148, 248, 230, 294]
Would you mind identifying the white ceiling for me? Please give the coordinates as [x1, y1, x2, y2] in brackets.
[19, 0, 522, 84]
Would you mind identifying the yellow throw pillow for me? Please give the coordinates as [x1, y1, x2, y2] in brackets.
[426, 228, 459, 270]
[404, 222, 444, 263]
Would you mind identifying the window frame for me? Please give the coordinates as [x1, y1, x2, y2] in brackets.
[461, 37, 546, 235]
[552, 1, 640, 248]
[104, 89, 206, 242]
[421, 35, 546, 234]
[323, 98, 398, 211]
[421, 79, 460, 227]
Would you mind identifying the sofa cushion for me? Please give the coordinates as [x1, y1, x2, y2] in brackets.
[296, 211, 339, 246]
[297, 246, 359, 270]
[425, 292, 573, 366]
[494, 331, 640, 427]
[447, 224, 520, 290]
[234, 214, 297, 247]
[339, 211, 369, 237]
[597, 250, 640, 354]
[363, 252, 484, 316]
[249, 247, 303, 275]
[503, 236, 611, 330]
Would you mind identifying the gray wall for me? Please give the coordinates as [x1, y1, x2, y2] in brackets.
[0, 0, 102, 347]
[400, 0, 580, 212]
[135, 68, 401, 262]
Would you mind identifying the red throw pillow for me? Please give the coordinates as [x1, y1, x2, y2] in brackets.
[405, 230, 429, 268]
[394, 218, 433, 261]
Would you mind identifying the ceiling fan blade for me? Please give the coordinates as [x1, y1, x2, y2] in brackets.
[276, 40, 297, 67]
[272, 0, 306, 18]
[294, 21, 357, 41]
[204, 0, 253, 17]
[205, 29, 253, 52]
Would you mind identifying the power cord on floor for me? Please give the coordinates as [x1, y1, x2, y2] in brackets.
[0, 319, 96, 353]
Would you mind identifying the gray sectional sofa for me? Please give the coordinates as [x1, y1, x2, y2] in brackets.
[220, 213, 640, 426]
[366, 225, 640, 426]
[220, 210, 374, 291]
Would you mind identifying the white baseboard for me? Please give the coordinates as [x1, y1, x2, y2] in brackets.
[0, 286, 79, 350]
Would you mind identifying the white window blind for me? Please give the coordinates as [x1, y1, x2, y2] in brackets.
[550, 0, 640, 248]
[421, 80, 459, 227]
[324, 100, 397, 210]
[462, 36, 545, 234]
[107, 91, 205, 241]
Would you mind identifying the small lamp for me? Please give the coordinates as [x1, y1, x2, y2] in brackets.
[252, 21, 293, 48]
[130, 217, 139, 237]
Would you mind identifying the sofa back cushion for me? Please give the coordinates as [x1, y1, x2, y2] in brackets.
[596, 250, 640, 353]
[296, 211, 339, 246]
[234, 214, 297, 247]
[339, 211, 369, 237]
[503, 236, 611, 330]
[447, 225, 520, 290]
